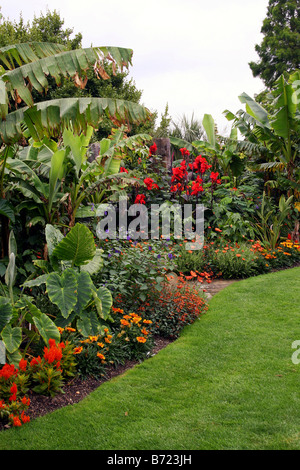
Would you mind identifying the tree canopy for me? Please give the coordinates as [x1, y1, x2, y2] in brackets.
[249, 0, 300, 88]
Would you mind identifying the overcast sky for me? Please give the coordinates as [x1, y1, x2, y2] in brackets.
[1, 0, 269, 135]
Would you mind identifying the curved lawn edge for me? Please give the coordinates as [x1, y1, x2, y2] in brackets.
[0, 267, 299, 450]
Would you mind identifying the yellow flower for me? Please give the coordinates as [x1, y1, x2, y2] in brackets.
[97, 342, 104, 348]
[88, 336, 99, 342]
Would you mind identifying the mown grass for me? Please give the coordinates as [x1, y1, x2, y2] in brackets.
[0, 267, 299, 450]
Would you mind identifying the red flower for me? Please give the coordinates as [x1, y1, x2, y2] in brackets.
[210, 172, 221, 184]
[10, 414, 22, 427]
[179, 147, 190, 157]
[0, 363, 17, 380]
[19, 358, 27, 372]
[134, 194, 146, 204]
[120, 167, 128, 173]
[149, 142, 157, 155]
[171, 160, 188, 183]
[190, 155, 211, 174]
[191, 176, 204, 196]
[30, 356, 41, 367]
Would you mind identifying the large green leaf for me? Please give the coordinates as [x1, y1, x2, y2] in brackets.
[73, 271, 93, 315]
[0, 46, 133, 113]
[80, 248, 103, 275]
[0, 199, 15, 222]
[46, 269, 78, 318]
[52, 223, 96, 266]
[1, 324, 22, 354]
[0, 297, 13, 332]
[0, 42, 66, 71]
[45, 224, 64, 257]
[270, 75, 297, 140]
[77, 310, 103, 337]
[33, 311, 61, 345]
[202, 114, 216, 149]
[0, 97, 150, 145]
[238, 92, 270, 128]
[92, 286, 113, 320]
[22, 273, 49, 288]
[48, 149, 66, 212]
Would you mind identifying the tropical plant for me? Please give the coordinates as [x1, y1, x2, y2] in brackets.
[0, 41, 150, 255]
[23, 223, 113, 337]
[253, 191, 294, 250]
[224, 71, 300, 194]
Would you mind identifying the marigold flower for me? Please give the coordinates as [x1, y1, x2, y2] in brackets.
[97, 353, 105, 360]
[73, 347, 83, 355]
[136, 336, 147, 343]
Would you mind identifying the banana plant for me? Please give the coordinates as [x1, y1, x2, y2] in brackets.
[223, 70, 300, 187]
[0, 42, 150, 254]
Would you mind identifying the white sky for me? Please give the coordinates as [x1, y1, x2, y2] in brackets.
[1, 0, 269, 135]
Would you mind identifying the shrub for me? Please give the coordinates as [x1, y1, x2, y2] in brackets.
[141, 279, 208, 338]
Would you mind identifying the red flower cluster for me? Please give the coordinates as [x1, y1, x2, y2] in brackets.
[43, 338, 65, 371]
[120, 167, 128, 173]
[189, 155, 211, 174]
[135, 194, 146, 204]
[179, 147, 190, 157]
[210, 171, 221, 185]
[0, 363, 18, 380]
[149, 142, 157, 156]
[191, 176, 204, 196]
[144, 177, 159, 190]
[171, 160, 188, 184]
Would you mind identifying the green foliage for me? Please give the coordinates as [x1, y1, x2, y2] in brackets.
[253, 191, 294, 249]
[249, 0, 300, 88]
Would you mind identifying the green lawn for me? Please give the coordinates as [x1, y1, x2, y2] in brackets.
[0, 267, 299, 450]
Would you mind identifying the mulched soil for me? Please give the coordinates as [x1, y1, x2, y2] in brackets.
[0, 336, 173, 432]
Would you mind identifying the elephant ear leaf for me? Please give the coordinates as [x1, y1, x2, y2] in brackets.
[73, 271, 93, 315]
[0, 296, 13, 332]
[33, 312, 61, 345]
[1, 324, 22, 354]
[92, 286, 113, 320]
[52, 223, 96, 266]
[46, 269, 78, 319]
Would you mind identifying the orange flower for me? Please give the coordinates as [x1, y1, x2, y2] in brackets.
[73, 347, 83, 355]
[97, 353, 105, 360]
[136, 336, 147, 343]
[236, 254, 241, 257]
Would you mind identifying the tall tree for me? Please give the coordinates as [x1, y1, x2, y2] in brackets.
[249, 0, 300, 88]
